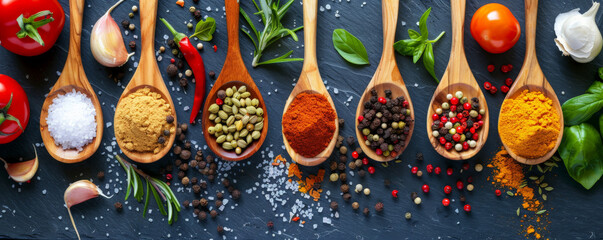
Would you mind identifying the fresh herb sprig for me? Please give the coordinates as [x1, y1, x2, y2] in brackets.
[240, 0, 303, 67]
[393, 8, 445, 82]
[115, 155, 181, 224]
[190, 17, 216, 42]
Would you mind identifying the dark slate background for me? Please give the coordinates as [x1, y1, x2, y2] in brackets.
[1, 0, 602, 239]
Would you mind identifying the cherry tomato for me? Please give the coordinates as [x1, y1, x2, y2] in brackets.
[470, 3, 520, 54]
[0, 0, 65, 56]
[0, 74, 30, 144]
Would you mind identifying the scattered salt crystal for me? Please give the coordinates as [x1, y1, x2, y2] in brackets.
[322, 217, 331, 224]
[42, 189, 47, 195]
[325, 4, 331, 10]
[106, 122, 112, 128]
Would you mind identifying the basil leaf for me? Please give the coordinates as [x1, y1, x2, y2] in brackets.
[190, 17, 216, 41]
[419, 8, 432, 37]
[408, 29, 421, 39]
[599, 67, 603, 80]
[413, 43, 426, 64]
[559, 123, 603, 190]
[586, 80, 603, 95]
[562, 93, 603, 126]
[332, 29, 370, 65]
[394, 39, 422, 56]
[600, 114, 603, 137]
[422, 43, 438, 82]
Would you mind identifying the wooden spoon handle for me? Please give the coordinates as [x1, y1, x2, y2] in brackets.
[524, 0, 539, 67]
[66, 0, 85, 65]
[224, 0, 243, 65]
[448, 0, 467, 69]
[380, 0, 399, 64]
[302, 0, 318, 72]
[139, 0, 158, 61]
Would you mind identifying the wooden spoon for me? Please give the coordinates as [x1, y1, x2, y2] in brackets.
[498, 0, 564, 165]
[354, 0, 414, 162]
[426, 0, 489, 160]
[40, 0, 103, 163]
[114, 0, 176, 163]
[201, 0, 268, 161]
[281, 0, 339, 166]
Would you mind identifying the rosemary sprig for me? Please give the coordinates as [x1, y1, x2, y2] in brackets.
[115, 155, 181, 224]
[240, 0, 303, 67]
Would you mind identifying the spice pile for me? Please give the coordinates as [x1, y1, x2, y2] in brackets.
[114, 88, 175, 153]
[206, 85, 264, 155]
[499, 90, 560, 158]
[288, 162, 325, 201]
[488, 147, 559, 239]
[47, 89, 97, 151]
[357, 88, 412, 157]
[431, 91, 484, 152]
[283, 92, 336, 158]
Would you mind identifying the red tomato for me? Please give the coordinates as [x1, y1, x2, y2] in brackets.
[470, 3, 521, 54]
[0, 74, 30, 144]
[0, 0, 65, 56]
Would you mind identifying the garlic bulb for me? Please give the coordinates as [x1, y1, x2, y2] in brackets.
[90, 0, 133, 67]
[554, 2, 603, 63]
[0, 145, 38, 183]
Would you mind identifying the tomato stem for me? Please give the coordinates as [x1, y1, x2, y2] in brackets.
[0, 93, 24, 136]
[15, 10, 55, 46]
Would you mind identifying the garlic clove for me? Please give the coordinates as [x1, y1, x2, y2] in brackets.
[554, 2, 602, 63]
[1, 145, 38, 183]
[90, 0, 133, 67]
[64, 180, 111, 240]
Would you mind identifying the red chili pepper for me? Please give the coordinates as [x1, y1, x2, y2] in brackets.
[160, 18, 207, 124]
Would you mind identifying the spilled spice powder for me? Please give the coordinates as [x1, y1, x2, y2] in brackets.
[287, 161, 325, 201]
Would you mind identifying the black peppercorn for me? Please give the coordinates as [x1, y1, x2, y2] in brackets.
[174, 159, 182, 167]
[97, 171, 105, 180]
[165, 164, 173, 172]
[177, 171, 185, 179]
[210, 210, 218, 218]
[180, 123, 188, 132]
[346, 136, 356, 147]
[189, 160, 198, 168]
[375, 202, 384, 212]
[177, 60, 184, 69]
[358, 169, 366, 177]
[216, 192, 224, 199]
[200, 182, 207, 189]
[166, 115, 175, 124]
[192, 184, 201, 194]
[330, 201, 338, 210]
[232, 189, 241, 199]
[221, 178, 230, 188]
[416, 152, 424, 161]
[217, 90, 226, 99]
[340, 184, 349, 193]
[363, 207, 370, 216]
[180, 150, 192, 160]
[199, 198, 208, 207]
[267, 221, 274, 229]
[339, 173, 347, 182]
[338, 163, 346, 171]
[157, 136, 165, 144]
[167, 39, 176, 48]
[121, 20, 130, 29]
[128, 40, 136, 49]
[215, 200, 223, 207]
[410, 192, 418, 201]
[179, 163, 189, 171]
[338, 118, 345, 127]
[194, 10, 202, 20]
[193, 208, 200, 215]
[208, 71, 216, 78]
[198, 211, 207, 220]
[182, 200, 190, 208]
[217, 225, 224, 234]
[166, 64, 178, 77]
[192, 199, 200, 208]
[459, 195, 466, 203]
[179, 133, 186, 142]
[164, 129, 170, 136]
[343, 193, 351, 201]
[179, 78, 188, 88]
[208, 174, 215, 182]
[384, 179, 391, 187]
[114, 202, 123, 212]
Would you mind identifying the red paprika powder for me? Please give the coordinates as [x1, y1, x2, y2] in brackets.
[283, 92, 336, 158]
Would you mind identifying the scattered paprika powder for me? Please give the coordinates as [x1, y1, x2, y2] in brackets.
[498, 90, 560, 159]
[283, 92, 336, 158]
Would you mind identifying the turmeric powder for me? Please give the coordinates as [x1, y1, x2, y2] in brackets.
[499, 90, 560, 159]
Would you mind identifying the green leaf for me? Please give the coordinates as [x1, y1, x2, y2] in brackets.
[419, 8, 432, 37]
[408, 29, 421, 39]
[559, 123, 603, 189]
[413, 43, 426, 64]
[562, 93, 603, 126]
[256, 50, 303, 66]
[586, 80, 603, 95]
[150, 184, 167, 216]
[393, 39, 422, 56]
[422, 43, 438, 81]
[190, 17, 216, 41]
[125, 166, 132, 201]
[332, 29, 370, 65]
[143, 180, 150, 218]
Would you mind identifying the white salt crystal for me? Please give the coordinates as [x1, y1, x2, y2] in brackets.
[46, 89, 97, 151]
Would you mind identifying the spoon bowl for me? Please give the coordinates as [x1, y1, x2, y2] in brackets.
[426, 0, 489, 160]
[499, 0, 563, 165]
[355, 0, 414, 162]
[202, 0, 268, 161]
[114, 0, 176, 163]
[40, 0, 103, 163]
[282, 0, 338, 166]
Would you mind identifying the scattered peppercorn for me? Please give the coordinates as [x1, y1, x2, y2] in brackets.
[128, 23, 135, 30]
[166, 64, 178, 77]
[363, 207, 370, 216]
[459, 195, 466, 203]
[352, 202, 359, 210]
[217, 225, 224, 234]
[464, 204, 472, 212]
[210, 210, 218, 218]
[209, 71, 216, 78]
[200, 198, 208, 207]
[363, 188, 371, 195]
[267, 221, 274, 229]
[121, 20, 130, 29]
[340, 184, 349, 193]
[416, 170, 423, 177]
[179, 78, 188, 88]
[330, 201, 338, 210]
[343, 193, 352, 201]
[192, 184, 201, 194]
[182, 200, 190, 208]
[128, 40, 136, 49]
[414, 197, 422, 205]
[114, 202, 123, 212]
[97, 171, 105, 180]
[391, 189, 399, 198]
[375, 202, 384, 212]
[416, 152, 424, 161]
[215, 200, 223, 208]
[410, 192, 418, 201]
[442, 198, 450, 207]
[181, 176, 190, 185]
[232, 189, 241, 200]
[198, 211, 207, 220]
[405, 212, 412, 220]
